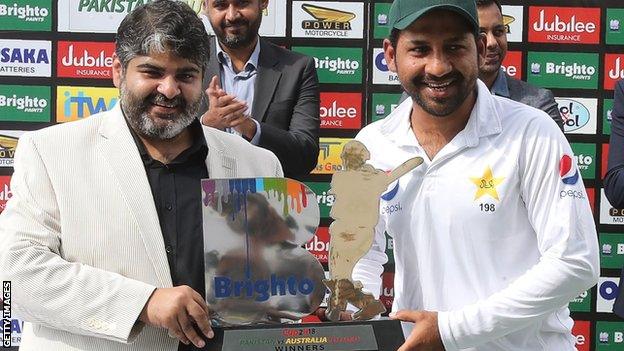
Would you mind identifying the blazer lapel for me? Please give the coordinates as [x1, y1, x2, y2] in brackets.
[96, 105, 173, 287]
[252, 39, 282, 122]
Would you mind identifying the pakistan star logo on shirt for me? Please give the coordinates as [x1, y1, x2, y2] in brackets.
[470, 166, 505, 201]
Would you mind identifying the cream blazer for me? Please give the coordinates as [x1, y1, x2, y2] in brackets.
[0, 104, 283, 351]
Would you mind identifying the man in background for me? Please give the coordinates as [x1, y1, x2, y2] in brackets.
[476, 0, 563, 130]
[0, 1, 282, 350]
[198, 0, 320, 179]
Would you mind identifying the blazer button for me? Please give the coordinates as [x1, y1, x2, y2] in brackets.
[165, 245, 172, 253]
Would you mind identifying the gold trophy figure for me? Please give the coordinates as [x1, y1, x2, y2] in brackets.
[324, 140, 423, 321]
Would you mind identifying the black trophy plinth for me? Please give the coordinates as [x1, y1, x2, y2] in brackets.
[204, 319, 404, 351]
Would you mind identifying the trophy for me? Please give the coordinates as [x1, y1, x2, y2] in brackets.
[200, 142, 422, 350]
[324, 140, 423, 322]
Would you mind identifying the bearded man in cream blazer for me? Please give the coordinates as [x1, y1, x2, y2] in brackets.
[0, 1, 282, 351]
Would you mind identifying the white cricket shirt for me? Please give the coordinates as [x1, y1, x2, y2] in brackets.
[353, 80, 599, 351]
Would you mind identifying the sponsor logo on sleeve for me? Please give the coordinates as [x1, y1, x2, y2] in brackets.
[58, 0, 150, 33]
[600, 233, 624, 269]
[528, 7, 600, 44]
[600, 188, 624, 225]
[0, 176, 11, 213]
[56, 86, 119, 122]
[0, 85, 51, 122]
[57, 41, 114, 79]
[598, 277, 621, 313]
[313, 138, 351, 175]
[527, 52, 598, 89]
[606, 9, 624, 45]
[502, 6, 524, 43]
[292, 47, 362, 84]
[319, 92, 362, 130]
[559, 155, 580, 186]
[501, 51, 522, 78]
[0, 0, 51, 31]
[292, 1, 364, 39]
[604, 55, 624, 90]
[373, 48, 400, 85]
[371, 93, 402, 123]
[0, 40, 51, 77]
[556, 98, 597, 135]
[572, 320, 590, 351]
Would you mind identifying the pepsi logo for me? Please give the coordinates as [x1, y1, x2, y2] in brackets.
[560, 155, 579, 185]
[381, 179, 399, 201]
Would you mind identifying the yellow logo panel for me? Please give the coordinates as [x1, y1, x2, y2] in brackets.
[313, 137, 352, 175]
[56, 86, 119, 123]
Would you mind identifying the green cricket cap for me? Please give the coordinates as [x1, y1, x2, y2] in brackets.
[388, 0, 479, 35]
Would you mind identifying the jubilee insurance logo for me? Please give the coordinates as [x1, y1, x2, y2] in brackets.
[528, 6, 600, 44]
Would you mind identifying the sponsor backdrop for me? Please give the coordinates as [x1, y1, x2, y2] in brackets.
[0, 0, 623, 349]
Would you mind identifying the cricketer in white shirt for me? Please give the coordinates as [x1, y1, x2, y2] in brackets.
[353, 79, 599, 351]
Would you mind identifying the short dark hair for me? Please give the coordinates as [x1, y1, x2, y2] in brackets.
[115, 0, 210, 71]
[476, 0, 502, 13]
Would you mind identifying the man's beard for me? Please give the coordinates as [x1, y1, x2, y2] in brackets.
[120, 83, 201, 140]
[406, 71, 475, 117]
[215, 15, 261, 49]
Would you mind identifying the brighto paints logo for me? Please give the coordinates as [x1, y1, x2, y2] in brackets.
[0, 94, 47, 113]
[314, 56, 359, 75]
[545, 61, 595, 80]
[0, 3, 49, 22]
[77, 0, 150, 13]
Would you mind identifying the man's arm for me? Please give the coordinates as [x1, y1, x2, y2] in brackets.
[257, 56, 320, 178]
[0, 133, 156, 343]
[437, 117, 599, 350]
[605, 80, 624, 208]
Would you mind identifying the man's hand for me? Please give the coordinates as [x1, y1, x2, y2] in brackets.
[201, 76, 249, 131]
[139, 286, 213, 348]
[390, 310, 444, 351]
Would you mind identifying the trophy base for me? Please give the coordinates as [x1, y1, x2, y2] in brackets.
[205, 319, 405, 351]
